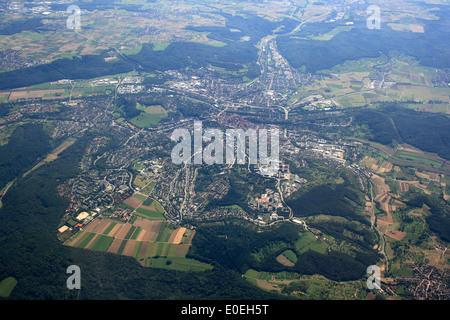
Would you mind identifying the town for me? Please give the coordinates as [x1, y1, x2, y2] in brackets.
[0, 59, 378, 235]
[1, 0, 449, 303]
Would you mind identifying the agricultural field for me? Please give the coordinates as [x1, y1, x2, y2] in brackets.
[276, 249, 298, 267]
[295, 55, 450, 111]
[123, 191, 166, 221]
[359, 141, 449, 176]
[390, 150, 445, 170]
[64, 215, 210, 271]
[8, 88, 68, 101]
[243, 269, 368, 300]
[355, 137, 450, 296]
[360, 145, 448, 202]
[133, 174, 155, 191]
[141, 181, 157, 195]
[146, 257, 213, 271]
[1, 72, 125, 102]
[135, 206, 165, 221]
[22, 137, 77, 178]
[0, 1, 231, 66]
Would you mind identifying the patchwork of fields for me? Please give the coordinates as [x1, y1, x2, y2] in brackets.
[64, 217, 211, 271]
[294, 56, 450, 112]
[123, 193, 166, 220]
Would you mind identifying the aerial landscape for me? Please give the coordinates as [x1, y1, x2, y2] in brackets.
[0, 0, 449, 306]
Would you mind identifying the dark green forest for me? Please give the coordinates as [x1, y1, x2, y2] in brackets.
[352, 105, 450, 160]
[188, 221, 379, 282]
[0, 17, 45, 35]
[277, 6, 450, 72]
[0, 123, 52, 190]
[0, 39, 257, 91]
[0, 129, 282, 300]
[287, 184, 365, 221]
[286, 163, 367, 221]
[0, 51, 134, 90]
[186, 13, 298, 46]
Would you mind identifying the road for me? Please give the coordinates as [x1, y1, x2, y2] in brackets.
[287, 8, 333, 36]
[275, 177, 293, 219]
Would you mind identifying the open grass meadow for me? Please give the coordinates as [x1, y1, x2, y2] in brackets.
[130, 104, 168, 128]
[0, 277, 17, 298]
[295, 232, 328, 254]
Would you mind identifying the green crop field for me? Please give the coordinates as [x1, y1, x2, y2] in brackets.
[135, 207, 165, 220]
[309, 25, 355, 41]
[75, 232, 96, 248]
[133, 193, 147, 202]
[103, 222, 117, 235]
[244, 269, 259, 279]
[151, 42, 170, 51]
[117, 239, 128, 255]
[130, 227, 142, 240]
[73, 86, 115, 97]
[156, 226, 173, 243]
[391, 150, 443, 169]
[133, 241, 142, 258]
[146, 257, 213, 271]
[281, 249, 298, 263]
[142, 182, 156, 195]
[257, 271, 270, 280]
[124, 226, 136, 240]
[155, 242, 166, 256]
[142, 197, 154, 206]
[134, 242, 212, 271]
[90, 235, 114, 252]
